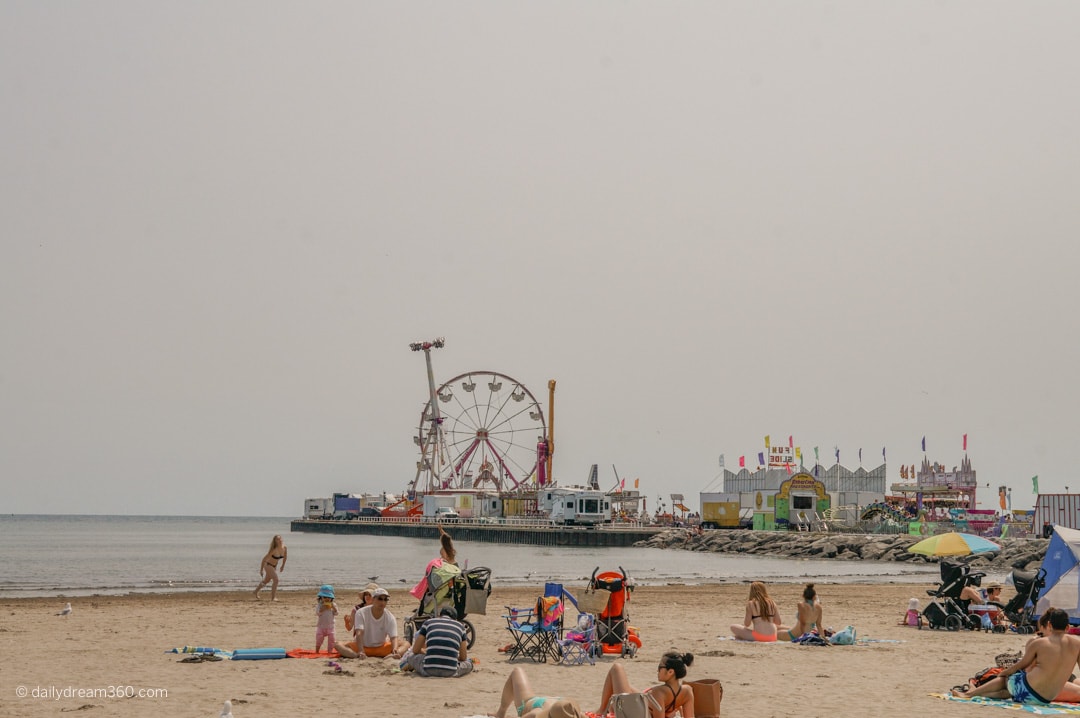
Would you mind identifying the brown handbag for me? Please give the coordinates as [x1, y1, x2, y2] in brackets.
[688, 678, 723, 718]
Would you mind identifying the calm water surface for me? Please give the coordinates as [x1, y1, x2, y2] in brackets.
[0, 515, 941, 598]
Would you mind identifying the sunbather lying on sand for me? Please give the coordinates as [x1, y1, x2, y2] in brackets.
[489, 666, 586, 718]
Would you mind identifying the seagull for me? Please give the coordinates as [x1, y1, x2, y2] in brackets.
[367, 576, 378, 581]
[220, 700, 233, 718]
[398, 578, 408, 583]
[56, 602, 72, 617]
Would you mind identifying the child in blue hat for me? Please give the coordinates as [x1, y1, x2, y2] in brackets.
[315, 585, 338, 653]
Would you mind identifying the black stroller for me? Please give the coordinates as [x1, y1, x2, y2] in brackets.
[404, 565, 491, 649]
[993, 568, 1046, 634]
[922, 559, 985, 631]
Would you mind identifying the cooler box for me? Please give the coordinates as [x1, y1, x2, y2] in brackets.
[969, 604, 1003, 626]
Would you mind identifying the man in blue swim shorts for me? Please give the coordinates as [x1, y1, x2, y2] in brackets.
[953, 608, 1080, 704]
[1007, 671, 1051, 705]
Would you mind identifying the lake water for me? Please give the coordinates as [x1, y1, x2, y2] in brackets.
[0, 515, 939, 598]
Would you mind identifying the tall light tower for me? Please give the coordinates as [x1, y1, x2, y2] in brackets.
[410, 337, 446, 493]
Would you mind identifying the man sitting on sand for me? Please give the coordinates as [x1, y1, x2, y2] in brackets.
[402, 606, 473, 677]
[953, 608, 1080, 705]
[334, 587, 408, 659]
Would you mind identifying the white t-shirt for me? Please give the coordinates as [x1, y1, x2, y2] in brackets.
[354, 605, 398, 647]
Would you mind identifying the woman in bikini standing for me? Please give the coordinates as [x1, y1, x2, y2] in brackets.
[780, 583, 824, 641]
[730, 581, 781, 642]
[255, 535, 287, 601]
[596, 651, 695, 718]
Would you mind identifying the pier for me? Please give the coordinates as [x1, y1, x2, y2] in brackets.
[290, 518, 662, 547]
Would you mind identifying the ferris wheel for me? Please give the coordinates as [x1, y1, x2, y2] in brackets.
[414, 371, 547, 493]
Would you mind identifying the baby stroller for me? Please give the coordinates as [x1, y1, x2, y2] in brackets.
[996, 567, 1046, 634]
[404, 564, 491, 649]
[922, 559, 984, 631]
[587, 566, 642, 657]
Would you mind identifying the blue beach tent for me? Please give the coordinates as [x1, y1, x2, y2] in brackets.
[1036, 526, 1080, 620]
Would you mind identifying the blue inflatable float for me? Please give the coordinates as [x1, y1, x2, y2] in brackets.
[231, 648, 287, 660]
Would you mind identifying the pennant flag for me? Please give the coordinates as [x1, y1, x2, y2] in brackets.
[999, 487, 1007, 511]
[1032, 475, 1039, 494]
[739, 455, 745, 468]
[788, 435, 793, 448]
[858, 448, 863, 463]
[835, 447, 840, 463]
[765, 435, 771, 449]
[795, 447, 802, 459]
[814, 446, 819, 461]
[758, 452, 765, 466]
[620, 478, 625, 490]
[882, 446, 886, 461]
[963, 434, 968, 452]
[813, 464, 819, 477]
[718, 454, 725, 468]
[1007, 491, 1012, 510]
[785, 462, 793, 475]
[634, 478, 639, 489]
[921, 436, 926, 452]
[900, 465, 908, 479]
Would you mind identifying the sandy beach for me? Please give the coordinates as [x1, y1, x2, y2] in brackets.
[0, 582, 1040, 718]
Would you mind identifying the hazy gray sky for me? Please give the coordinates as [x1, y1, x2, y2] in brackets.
[3, 2, 1078, 516]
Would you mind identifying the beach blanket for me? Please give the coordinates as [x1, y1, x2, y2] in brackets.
[286, 648, 340, 659]
[717, 636, 902, 645]
[933, 693, 1080, 714]
[166, 646, 232, 658]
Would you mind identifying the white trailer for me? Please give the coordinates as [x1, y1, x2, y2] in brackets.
[422, 494, 458, 518]
[304, 497, 332, 519]
[539, 487, 611, 525]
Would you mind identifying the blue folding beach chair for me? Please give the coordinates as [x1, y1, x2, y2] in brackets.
[503, 596, 563, 663]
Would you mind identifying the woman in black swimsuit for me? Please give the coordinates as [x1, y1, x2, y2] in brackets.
[596, 651, 695, 718]
[255, 535, 287, 601]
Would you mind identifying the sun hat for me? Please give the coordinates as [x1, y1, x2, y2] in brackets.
[361, 582, 380, 595]
[371, 588, 390, 598]
[987, 582, 1003, 590]
[317, 584, 335, 599]
[545, 699, 585, 718]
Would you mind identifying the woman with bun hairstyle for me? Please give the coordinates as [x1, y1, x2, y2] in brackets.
[780, 583, 824, 641]
[596, 651, 696, 718]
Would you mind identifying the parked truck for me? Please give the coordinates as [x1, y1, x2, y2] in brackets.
[422, 493, 459, 520]
[332, 493, 361, 520]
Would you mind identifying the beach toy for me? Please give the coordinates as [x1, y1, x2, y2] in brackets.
[232, 648, 287, 660]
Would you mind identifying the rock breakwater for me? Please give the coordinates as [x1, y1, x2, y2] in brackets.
[639, 529, 1047, 573]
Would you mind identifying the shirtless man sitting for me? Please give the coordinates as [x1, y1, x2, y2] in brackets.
[953, 608, 1080, 705]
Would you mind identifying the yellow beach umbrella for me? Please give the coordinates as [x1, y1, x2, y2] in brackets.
[908, 531, 1002, 557]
